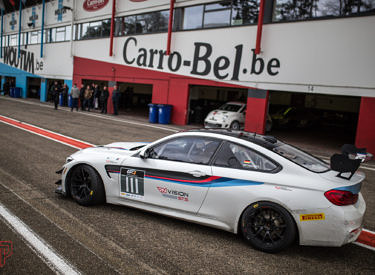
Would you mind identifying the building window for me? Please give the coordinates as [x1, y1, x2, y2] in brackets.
[183, 5, 204, 30]
[273, 0, 375, 22]
[9, 34, 18, 46]
[204, 1, 232, 28]
[232, 0, 260, 25]
[79, 20, 111, 40]
[29, 31, 40, 44]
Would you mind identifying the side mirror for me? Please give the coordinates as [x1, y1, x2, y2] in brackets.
[140, 148, 150, 159]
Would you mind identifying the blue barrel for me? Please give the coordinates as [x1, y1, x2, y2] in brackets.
[148, 103, 159, 123]
[13, 87, 21, 98]
[10, 87, 14, 97]
[68, 95, 72, 108]
[59, 94, 63, 106]
[158, 104, 173, 124]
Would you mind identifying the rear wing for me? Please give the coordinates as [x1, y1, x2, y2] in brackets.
[330, 144, 373, 180]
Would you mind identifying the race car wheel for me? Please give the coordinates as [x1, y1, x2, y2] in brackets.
[230, 121, 240, 130]
[69, 164, 105, 206]
[241, 202, 296, 253]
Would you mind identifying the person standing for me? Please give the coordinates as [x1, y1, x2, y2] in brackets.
[100, 86, 109, 114]
[51, 81, 61, 110]
[70, 83, 80, 112]
[112, 84, 120, 115]
[62, 84, 69, 106]
[94, 84, 101, 110]
[79, 84, 85, 110]
[84, 85, 93, 112]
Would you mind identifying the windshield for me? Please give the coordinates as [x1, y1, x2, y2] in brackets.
[273, 143, 329, 173]
[218, 104, 242, 112]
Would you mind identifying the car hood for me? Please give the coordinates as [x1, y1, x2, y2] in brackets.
[206, 110, 236, 119]
[69, 142, 148, 160]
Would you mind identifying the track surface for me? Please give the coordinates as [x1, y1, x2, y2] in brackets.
[0, 97, 374, 274]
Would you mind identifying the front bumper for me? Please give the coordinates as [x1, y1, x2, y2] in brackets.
[204, 120, 229, 128]
[55, 167, 67, 196]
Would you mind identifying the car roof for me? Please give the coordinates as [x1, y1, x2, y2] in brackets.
[184, 128, 279, 150]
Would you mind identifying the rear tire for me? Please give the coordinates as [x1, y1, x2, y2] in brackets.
[69, 164, 105, 206]
[241, 201, 296, 253]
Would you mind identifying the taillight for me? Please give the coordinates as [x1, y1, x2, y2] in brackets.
[324, 190, 358, 206]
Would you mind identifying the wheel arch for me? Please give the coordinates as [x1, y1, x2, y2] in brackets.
[65, 162, 107, 202]
[236, 199, 300, 244]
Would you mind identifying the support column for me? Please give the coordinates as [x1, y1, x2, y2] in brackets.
[107, 81, 115, 114]
[355, 97, 375, 154]
[40, 78, 47, 102]
[15, 75, 28, 98]
[245, 89, 269, 134]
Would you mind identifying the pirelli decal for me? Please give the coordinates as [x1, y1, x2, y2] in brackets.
[120, 168, 145, 200]
[300, 213, 325, 221]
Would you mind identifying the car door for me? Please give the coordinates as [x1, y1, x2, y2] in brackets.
[120, 136, 221, 214]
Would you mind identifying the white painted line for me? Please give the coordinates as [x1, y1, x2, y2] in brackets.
[0, 96, 180, 133]
[353, 241, 375, 252]
[0, 203, 81, 275]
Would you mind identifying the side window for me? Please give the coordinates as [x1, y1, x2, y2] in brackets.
[213, 142, 278, 172]
[149, 136, 220, 165]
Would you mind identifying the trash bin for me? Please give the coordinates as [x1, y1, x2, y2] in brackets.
[59, 94, 63, 106]
[13, 87, 21, 98]
[158, 104, 172, 124]
[148, 103, 159, 123]
[68, 95, 72, 108]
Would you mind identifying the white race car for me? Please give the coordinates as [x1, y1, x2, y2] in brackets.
[204, 102, 246, 130]
[56, 129, 370, 252]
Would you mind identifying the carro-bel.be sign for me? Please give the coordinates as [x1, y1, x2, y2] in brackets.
[123, 37, 281, 81]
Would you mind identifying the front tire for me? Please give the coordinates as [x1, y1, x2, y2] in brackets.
[230, 121, 240, 130]
[69, 164, 105, 206]
[241, 202, 296, 253]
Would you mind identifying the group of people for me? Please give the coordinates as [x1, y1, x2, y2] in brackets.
[51, 82, 117, 115]
[50, 81, 70, 110]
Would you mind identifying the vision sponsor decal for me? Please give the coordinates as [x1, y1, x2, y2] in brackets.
[157, 186, 189, 202]
[300, 213, 325, 221]
[120, 168, 145, 200]
[83, 0, 109, 12]
[2, 47, 44, 74]
[123, 37, 281, 82]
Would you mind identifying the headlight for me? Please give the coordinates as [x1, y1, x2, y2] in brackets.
[66, 157, 73, 164]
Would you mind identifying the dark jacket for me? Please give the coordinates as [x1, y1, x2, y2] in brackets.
[112, 89, 120, 101]
[100, 90, 109, 102]
[50, 84, 61, 99]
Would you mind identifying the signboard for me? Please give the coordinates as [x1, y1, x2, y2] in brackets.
[83, 0, 109, 12]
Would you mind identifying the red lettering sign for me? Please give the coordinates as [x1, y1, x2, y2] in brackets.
[83, 0, 109, 12]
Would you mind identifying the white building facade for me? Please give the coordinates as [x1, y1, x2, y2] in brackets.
[1, 0, 374, 152]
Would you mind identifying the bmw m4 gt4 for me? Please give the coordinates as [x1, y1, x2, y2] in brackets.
[55, 129, 371, 253]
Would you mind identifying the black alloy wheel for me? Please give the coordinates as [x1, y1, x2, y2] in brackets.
[69, 164, 105, 206]
[241, 202, 296, 253]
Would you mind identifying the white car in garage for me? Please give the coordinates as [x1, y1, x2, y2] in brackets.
[204, 102, 246, 130]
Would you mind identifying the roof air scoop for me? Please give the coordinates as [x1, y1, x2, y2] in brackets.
[330, 144, 373, 180]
